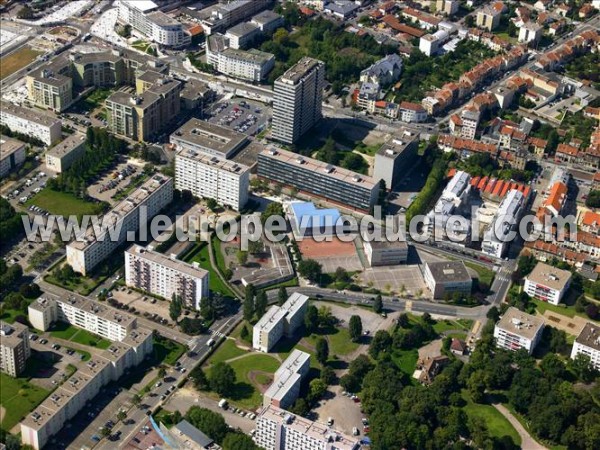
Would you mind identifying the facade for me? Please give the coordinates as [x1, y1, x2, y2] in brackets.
[272, 57, 325, 145]
[363, 237, 408, 267]
[476, 7, 501, 31]
[251, 10, 284, 34]
[0, 321, 30, 377]
[482, 189, 525, 258]
[118, 0, 190, 48]
[255, 405, 360, 450]
[518, 22, 543, 44]
[524, 262, 572, 305]
[253, 293, 309, 352]
[258, 148, 379, 212]
[263, 349, 310, 409]
[0, 101, 62, 146]
[44, 132, 86, 173]
[419, 30, 450, 56]
[359, 54, 403, 86]
[423, 261, 472, 299]
[28, 295, 137, 342]
[373, 130, 419, 189]
[66, 174, 173, 275]
[201, 0, 272, 34]
[0, 136, 26, 178]
[436, 0, 459, 16]
[26, 56, 74, 112]
[399, 101, 428, 123]
[21, 325, 152, 450]
[494, 307, 544, 354]
[124, 245, 209, 310]
[571, 322, 600, 371]
[105, 74, 181, 142]
[171, 119, 250, 210]
[207, 34, 275, 82]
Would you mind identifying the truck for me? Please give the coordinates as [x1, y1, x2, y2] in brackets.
[218, 399, 228, 409]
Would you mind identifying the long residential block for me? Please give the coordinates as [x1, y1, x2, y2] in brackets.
[0, 135, 26, 178]
[44, 132, 86, 173]
[258, 148, 379, 212]
[0, 101, 62, 146]
[253, 293, 309, 352]
[263, 349, 310, 409]
[124, 244, 209, 310]
[493, 307, 544, 354]
[66, 174, 173, 275]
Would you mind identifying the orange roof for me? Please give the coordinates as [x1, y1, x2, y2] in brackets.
[492, 180, 504, 197]
[382, 15, 425, 37]
[557, 143, 579, 157]
[544, 182, 568, 213]
[582, 211, 600, 228]
[485, 178, 497, 194]
[528, 137, 548, 148]
[501, 182, 511, 198]
[299, 6, 315, 16]
[523, 186, 531, 198]
[447, 168, 457, 178]
[187, 24, 203, 36]
[478, 176, 488, 190]
[471, 176, 481, 187]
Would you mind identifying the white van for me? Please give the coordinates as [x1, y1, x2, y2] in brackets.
[207, 338, 215, 347]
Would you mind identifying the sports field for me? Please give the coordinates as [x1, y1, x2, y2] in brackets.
[0, 46, 42, 80]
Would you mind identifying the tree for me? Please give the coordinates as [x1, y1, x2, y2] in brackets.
[340, 373, 360, 392]
[117, 410, 127, 422]
[222, 433, 260, 450]
[261, 202, 284, 224]
[236, 250, 248, 266]
[209, 362, 236, 396]
[341, 152, 367, 173]
[321, 365, 336, 384]
[297, 259, 322, 283]
[305, 305, 319, 333]
[486, 306, 500, 322]
[248, 240, 263, 255]
[240, 324, 250, 342]
[185, 406, 229, 443]
[468, 370, 486, 403]
[190, 366, 209, 390]
[131, 394, 141, 407]
[308, 378, 328, 404]
[369, 330, 391, 359]
[373, 294, 383, 314]
[17, 4, 34, 19]
[569, 354, 598, 383]
[170, 295, 182, 323]
[334, 266, 350, 283]
[244, 284, 255, 321]
[277, 286, 288, 306]
[206, 198, 218, 210]
[100, 427, 111, 437]
[349, 315, 363, 342]
[158, 366, 167, 379]
[255, 290, 268, 318]
[397, 313, 410, 328]
[316, 337, 329, 365]
[290, 398, 310, 416]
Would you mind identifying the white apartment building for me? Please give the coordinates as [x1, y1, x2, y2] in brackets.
[494, 307, 545, 354]
[255, 405, 361, 450]
[0, 321, 30, 377]
[519, 22, 543, 44]
[171, 119, 250, 210]
[0, 136, 26, 178]
[45, 132, 86, 173]
[210, 44, 275, 82]
[28, 295, 137, 342]
[225, 22, 260, 49]
[524, 262, 572, 305]
[0, 101, 62, 146]
[125, 244, 209, 310]
[263, 349, 310, 409]
[363, 238, 408, 267]
[253, 306, 288, 353]
[419, 29, 450, 56]
[571, 322, 600, 371]
[272, 57, 325, 145]
[253, 293, 309, 352]
[21, 327, 152, 450]
[118, 0, 190, 48]
[66, 174, 173, 275]
[436, 0, 459, 16]
[251, 10, 285, 34]
[482, 189, 525, 258]
[399, 101, 428, 123]
[201, 0, 272, 34]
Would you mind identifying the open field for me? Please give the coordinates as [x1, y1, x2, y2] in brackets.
[209, 339, 248, 364]
[462, 390, 522, 447]
[27, 189, 106, 217]
[182, 243, 235, 298]
[0, 46, 42, 80]
[0, 373, 49, 430]
[154, 336, 186, 366]
[49, 322, 111, 349]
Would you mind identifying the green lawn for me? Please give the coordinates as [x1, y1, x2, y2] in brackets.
[154, 336, 186, 366]
[532, 299, 599, 324]
[0, 373, 49, 430]
[462, 390, 522, 446]
[208, 339, 248, 364]
[464, 262, 496, 292]
[0, 46, 42, 80]
[391, 349, 419, 378]
[49, 323, 111, 349]
[26, 189, 106, 217]
[182, 243, 235, 298]
[432, 318, 474, 335]
[222, 354, 281, 409]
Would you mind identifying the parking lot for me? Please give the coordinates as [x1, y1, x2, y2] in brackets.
[206, 98, 270, 136]
[87, 159, 146, 204]
[362, 265, 429, 297]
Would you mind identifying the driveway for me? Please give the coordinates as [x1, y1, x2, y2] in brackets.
[493, 404, 547, 450]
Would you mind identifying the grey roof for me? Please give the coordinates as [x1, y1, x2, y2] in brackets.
[173, 420, 214, 447]
[426, 261, 471, 283]
[0, 101, 61, 127]
[226, 22, 259, 37]
[146, 10, 181, 27]
[361, 54, 403, 79]
[252, 9, 283, 25]
[221, 47, 274, 64]
[278, 57, 324, 84]
[325, 1, 360, 15]
[575, 322, 600, 352]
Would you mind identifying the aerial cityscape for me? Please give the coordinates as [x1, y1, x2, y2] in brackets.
[0, 1, 599, 449]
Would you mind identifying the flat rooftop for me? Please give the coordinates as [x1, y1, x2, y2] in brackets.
[147, 10, 181, 27]
[126, 245, 209, 279]
[171, 118, 247, 157]
[575, 322, 600, 352]
[0, 135, 25, 159]
[107, 90, 160, 110]
[277, 57, 323, 85]
[177, 147, 250, 174]
[254, 305, 287, 334]
[226, 22, 258, 37]
[0, 321, 27, 348]
[526, 262, 572, 291]
[221, 47, 274, 64]
[496, 307, 545, 340]
[258, 405, 360, 450]
[377, 129, 419, 159]
[252, 10, 282, 24]
[123, 0, 158, 13]
[46, 132, 85, 158]
[426, 261, 471, 283]
[260, 147, 377, 190]
[280, 292, 309, 317]
[0, 101, 61, 127]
